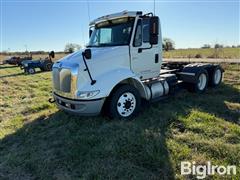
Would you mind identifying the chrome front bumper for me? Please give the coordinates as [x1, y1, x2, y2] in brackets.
[53, 93, 105, 116]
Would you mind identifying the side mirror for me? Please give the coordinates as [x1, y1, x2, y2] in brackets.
[149, 16, 159, 45]
[49, 51, 55, 59]
[83, 49, 91, 59]
[89, 29, 93, 38]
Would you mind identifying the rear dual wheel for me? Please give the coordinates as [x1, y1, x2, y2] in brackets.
[187, 69, 209, 93]
[197, 71, 208, 92]
[209, 66, 223, 87]
[187, 66, 223, 93]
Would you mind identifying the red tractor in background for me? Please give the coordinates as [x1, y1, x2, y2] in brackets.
[5, 54, 33, 66]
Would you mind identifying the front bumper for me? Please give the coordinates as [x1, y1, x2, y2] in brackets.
[53, 93, 105, 116]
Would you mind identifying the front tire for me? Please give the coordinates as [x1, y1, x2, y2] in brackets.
[108, 85, 141, 119]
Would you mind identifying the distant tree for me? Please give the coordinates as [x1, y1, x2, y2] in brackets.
[163, 38, 175, 51]
[64, 43, 81, 53]
[201, 44, 211, 49]
[2, 50, 7, 55]
[232, 45, 236, 48]
[31, 51, 46, 54]
[237, 45, 240, 48]
[214, 44, 223, 49]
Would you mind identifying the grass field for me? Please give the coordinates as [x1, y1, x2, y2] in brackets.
[163, 48, 240, 59]
[0, 63, 239, 179]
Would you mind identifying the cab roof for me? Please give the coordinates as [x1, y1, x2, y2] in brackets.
[89, 11, 142, 26]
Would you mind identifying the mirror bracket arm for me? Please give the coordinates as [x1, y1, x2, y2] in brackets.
[82, 53, 96, 85]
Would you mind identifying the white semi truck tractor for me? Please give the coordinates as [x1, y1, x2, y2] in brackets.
[50, 11, 223, 119]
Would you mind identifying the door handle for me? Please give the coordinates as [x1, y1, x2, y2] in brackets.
[155, 54, 159, 63]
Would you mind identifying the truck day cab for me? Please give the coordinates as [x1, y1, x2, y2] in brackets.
[50, 11, 223, 119]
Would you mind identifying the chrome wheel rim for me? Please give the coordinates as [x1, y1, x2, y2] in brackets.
[117, 92, 136, 117]
[198, 73, 207, 90]
[214, 69, 221, 84]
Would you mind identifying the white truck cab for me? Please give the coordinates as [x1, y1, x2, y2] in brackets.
[51, 11, 223, 119]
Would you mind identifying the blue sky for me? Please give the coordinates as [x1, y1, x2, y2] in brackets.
[1, 0, 239, 52]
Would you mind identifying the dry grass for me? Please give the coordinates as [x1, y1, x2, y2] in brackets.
[163, 48, 240, 59]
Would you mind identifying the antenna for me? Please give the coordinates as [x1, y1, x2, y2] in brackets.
[82, 25, 86, 46]
[153, 0, 155, 15]
[87, 0, 91, 22]
[24, 44, 28, 52]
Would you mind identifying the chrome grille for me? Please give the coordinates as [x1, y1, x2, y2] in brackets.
[53, 68, 60, 90]
[53, 67, 71, 93]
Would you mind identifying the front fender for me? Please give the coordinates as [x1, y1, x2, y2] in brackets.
[78, 68, 146, 99]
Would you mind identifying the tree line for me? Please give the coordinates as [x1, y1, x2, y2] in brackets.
[201, 44, 240, 49]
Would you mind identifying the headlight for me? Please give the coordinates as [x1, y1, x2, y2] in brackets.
[76, 90, 100, 99]
[24, 64, 28, 67]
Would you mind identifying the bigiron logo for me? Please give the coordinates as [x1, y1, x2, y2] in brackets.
[181, 161, 237, 179]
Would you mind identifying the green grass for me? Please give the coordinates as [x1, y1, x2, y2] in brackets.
[163, 48, 240, 59]
[0, 63, 239, 179]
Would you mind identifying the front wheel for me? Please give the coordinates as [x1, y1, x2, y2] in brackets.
[108, 85, 141, 119]
[27, 68, 35, 74]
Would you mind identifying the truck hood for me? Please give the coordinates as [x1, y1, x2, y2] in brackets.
[53, 46, 130, 71]
[54, 50, 83, 66]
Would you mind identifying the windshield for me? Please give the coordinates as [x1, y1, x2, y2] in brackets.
[87, 17, 135, 47]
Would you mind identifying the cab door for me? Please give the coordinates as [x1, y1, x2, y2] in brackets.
[130, 18, 160, 80]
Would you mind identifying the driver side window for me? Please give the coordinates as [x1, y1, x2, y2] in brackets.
[133, 19, 142, 47]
